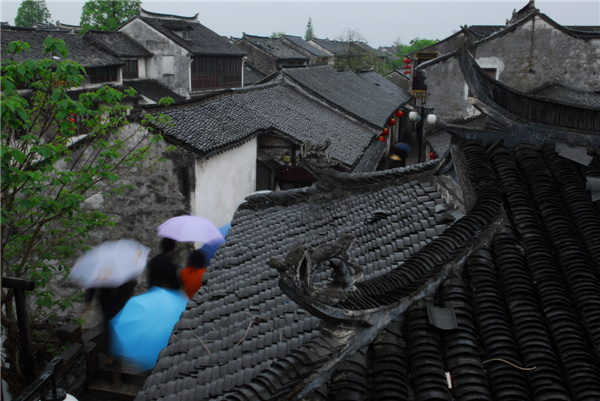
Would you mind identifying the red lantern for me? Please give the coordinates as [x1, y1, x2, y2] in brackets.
[395, 110, 403, 118]
[403, 58, 410, 64]
[430, 151, 436, 160]
[381, 128, 389, 136]
[377, 135, 386, 142]
[403, 71, 409, 75]
[388, 118, 396, 126]
[403, 64, 411, 70]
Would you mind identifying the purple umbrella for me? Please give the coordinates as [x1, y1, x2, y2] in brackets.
[157, 215, 224, 243]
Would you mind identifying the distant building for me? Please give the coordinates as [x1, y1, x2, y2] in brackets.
[1, 25, 124, 88]
[118, 7, 246, 98]
[234, 33, 309, 76]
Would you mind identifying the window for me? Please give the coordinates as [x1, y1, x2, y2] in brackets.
[162, 56, 175, 75]
[122, 59, 138, 79]
[87, 66, 118, 84]
[190, 56, 242, 91]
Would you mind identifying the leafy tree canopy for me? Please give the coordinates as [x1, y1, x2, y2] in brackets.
[304, 17, 315, 41]
[1, 37, 171, 393]
[396, 37, 439, 60]
[387, 37, 439, 70]
[270, 31, 285, 38]
[79, 0, 141, 35]
[14, 0, 52, 27]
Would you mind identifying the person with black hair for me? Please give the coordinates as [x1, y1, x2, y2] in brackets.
[179, 250, 207, 300]
[147, 237, 181, 290]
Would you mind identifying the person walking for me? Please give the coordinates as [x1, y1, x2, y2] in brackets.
[147, 238, 181, 290]
[179, 250, 207, 300]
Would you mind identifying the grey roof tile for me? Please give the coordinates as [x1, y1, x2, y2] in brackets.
[125, 79, 187, 103]
[1, 26, 124, 68]
[138, 17, 246, 57]
[147, 82, 381, 169]
[282, 66, 411, 128]
[241, 34, 309, 60]
[84, 30, 152, 57]
[282, 35, 331, 57]
[135, 160, 446, 401]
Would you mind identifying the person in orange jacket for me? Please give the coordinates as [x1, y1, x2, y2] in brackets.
[179, 250, 207, 300]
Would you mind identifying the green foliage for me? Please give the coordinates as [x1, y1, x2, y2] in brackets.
[388, 37, 440, 70]
[14, 0, 52, 27]
[270, 31, 285, 39]
[1, 37, 171, 390]
[304, 17, 315, 41]
[79, 0, 141, 35]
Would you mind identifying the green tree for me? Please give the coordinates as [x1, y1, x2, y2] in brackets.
[14, 0, 52, 27]
[1, 37, 171, 392]
[304, 17, 315, 41]
[397, 38, 439, 61]
[386, 37, 439, 71]
[79, 0, 141, 34]
[270, 31, 285, 38]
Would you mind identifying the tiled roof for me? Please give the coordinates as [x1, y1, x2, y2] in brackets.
[282, 65, 411, 128]
[137, 17, 246, 57]
[355, 69, 407, 98]
[566, 25, 600, 33]
[146, 82, 382, 169]
[281, 35, 331, 57]
[533, 84, 600, 108]
[243, 63, 266, 86]
[310, 38, 353, 56]
[241, 34, 309, 60]
[84, 30, 152, 58]
[0, 26, 124, 68]
[125, 79, 186, 104]
[135, 157, 445, 401]
[467, 25, 504, 38]
[135, 134, 600, 401]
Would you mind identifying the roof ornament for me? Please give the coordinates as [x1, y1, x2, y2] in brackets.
[298, 140, 341, 190]
[269, 233, 364, 321]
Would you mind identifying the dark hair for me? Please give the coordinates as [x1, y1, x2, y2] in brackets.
[160, 237, 177, 253]
[188, 250, 206, 268]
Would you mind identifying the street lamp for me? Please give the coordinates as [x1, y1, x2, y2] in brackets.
[409, 106, 436, 163]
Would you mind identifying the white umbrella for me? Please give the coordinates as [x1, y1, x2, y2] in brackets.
[157, 215, 224, 243]
[69, 239, 150, 288]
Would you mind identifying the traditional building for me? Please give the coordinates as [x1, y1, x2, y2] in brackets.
[131, 15, 600, 399]
[407, 1, 600, 126]
[118, 7, 246, 98]
[279, 34, 332, 65]
[234, 34, 309, 76]
[1, 25, 124, 88]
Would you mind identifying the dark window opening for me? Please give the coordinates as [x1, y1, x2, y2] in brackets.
[191, 56, 242, 91]
[123, 59, 138, 79]
[88, 66, 118, 84]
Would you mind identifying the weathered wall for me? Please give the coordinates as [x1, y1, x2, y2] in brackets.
[474, 17, 600, 90]
[119, 19, 191, 98]
[81, 123, 197, 282]
[193, 138, 257, 228]
[422, 15, 600, 125]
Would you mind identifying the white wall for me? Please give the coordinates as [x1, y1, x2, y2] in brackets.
[193, 139, 257, 227]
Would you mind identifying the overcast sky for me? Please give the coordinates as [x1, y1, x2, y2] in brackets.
[1, 1, 598, 48]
